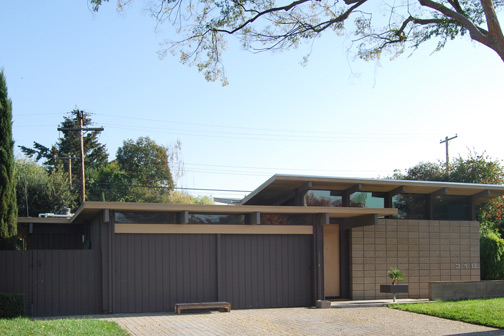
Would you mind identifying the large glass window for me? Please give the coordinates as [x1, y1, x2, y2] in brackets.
[433, 195, 469, 220]
[392, 194, 427, 219]
[115, 211, 178, 223]
[305, 190, 342, 207]
[260, 214, 313, 225]
[349, 192, 384, 208]
[188, 213, 245, 224]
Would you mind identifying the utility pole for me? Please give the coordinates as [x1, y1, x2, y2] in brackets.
[440, 134, 458, 172]
[55, 155, 75, 191]
[58, 111, 103, 203]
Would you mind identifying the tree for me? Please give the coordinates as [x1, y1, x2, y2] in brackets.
[87, 161, 133, 202]
[91, 0, 504, 84]
[0, 70, 17, 239]
[88, 137, 174, 203]
[15, 158, 76, 217]
[19, 109, 108, 200]
[116, 136, 173, 189]
[170, 190, 214, 204]
[392, 161, 447, 182]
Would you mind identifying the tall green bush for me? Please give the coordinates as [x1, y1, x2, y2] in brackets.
[480, 228, 504, 280]
[0, 70, 17, 238]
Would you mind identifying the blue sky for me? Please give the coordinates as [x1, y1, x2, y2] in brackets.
[2, 1, 503, 200]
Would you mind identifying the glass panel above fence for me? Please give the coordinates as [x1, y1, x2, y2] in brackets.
[305, 190, 343, 207]
[433, 195, 469, 220]
[260, 214, 314, 225]
[188, 213, 246, 224]
[349, 192, 385, 208]
[392, 194, 427, 219]
[114, 211, 178, 224]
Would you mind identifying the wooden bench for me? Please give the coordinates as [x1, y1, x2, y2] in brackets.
[175, 302, 231, 315]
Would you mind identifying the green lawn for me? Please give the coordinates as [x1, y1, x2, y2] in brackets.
[0, 317, 129, 336]
[389, 298, 504, 329]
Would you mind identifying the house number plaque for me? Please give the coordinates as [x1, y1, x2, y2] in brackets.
[455, 263, 478, 269]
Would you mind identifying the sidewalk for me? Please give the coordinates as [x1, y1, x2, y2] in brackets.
[97, 301, 503, 336]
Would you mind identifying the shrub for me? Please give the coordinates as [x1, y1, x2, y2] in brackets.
[480, 228, 504, 280]
[0, 293, 25, 318]
[387, 267, 404, 285]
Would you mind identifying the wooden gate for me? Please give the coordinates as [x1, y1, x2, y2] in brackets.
[0, 250, 101, 316]
[112, 233, 312, 313]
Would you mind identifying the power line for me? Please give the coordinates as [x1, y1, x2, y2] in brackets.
[94, 182, 251, 193]
[184, 162, 393, 174]
[102, 124, 436, 143]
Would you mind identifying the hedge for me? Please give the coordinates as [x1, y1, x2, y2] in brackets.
[0, 293, 25, 318]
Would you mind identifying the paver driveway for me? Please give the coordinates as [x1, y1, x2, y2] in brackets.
[101, 306, 504, 336]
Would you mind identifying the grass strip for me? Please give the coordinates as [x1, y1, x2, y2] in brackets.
[0, 317, 129, 336]
[389, 298, 504, 329]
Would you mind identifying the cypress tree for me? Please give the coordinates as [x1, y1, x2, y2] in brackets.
[0, 69, 17, 238]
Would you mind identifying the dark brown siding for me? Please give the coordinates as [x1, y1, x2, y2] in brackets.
[0, 251, 32, 313]
[113, 233, 312, 313]
[26, 224, 87, 250]
[0, 250, 101, 316]
[221, 234, 312, 309]
[113, 234, 217, 313]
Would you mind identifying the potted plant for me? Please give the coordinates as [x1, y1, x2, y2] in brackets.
[380, 267, 408, 302]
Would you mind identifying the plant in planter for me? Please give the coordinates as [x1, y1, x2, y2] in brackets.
[380, 267, 408, 302]
[388, 267, 404, 285]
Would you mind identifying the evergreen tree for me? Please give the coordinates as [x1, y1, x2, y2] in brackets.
[0, 70, 17, 238]
[19, 109, 108, 200]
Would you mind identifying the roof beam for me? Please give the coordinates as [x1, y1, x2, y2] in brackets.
[342, 184, 362, 207]
[345, 184, 362, 195]
[472, 189, 492, 204]
[335, 214, 378, 230]
[294, 182, 313, 206]
[389, 186, 406, 197]
[430, 187, 448, 198]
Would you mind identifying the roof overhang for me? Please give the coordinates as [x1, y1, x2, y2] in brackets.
[241, 174, 504, 205]
[17, 201, 397, 225]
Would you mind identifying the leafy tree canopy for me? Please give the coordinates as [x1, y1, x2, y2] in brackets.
[91, 0, 504, 84]
[116, 136, 173, 189]
[89, 137, 175, 203]
[15, 158, 76, 217]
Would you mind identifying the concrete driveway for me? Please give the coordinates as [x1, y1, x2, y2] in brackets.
[99, 301, 503, 336]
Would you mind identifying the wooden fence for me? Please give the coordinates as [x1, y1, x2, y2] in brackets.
[0, 250, 101, 316]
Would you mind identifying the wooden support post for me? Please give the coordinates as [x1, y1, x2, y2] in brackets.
[342, 184, 362, 207]
[248, 212, 261, 224]
[428, 188, 448, 219]
[294, 182, 313, 206]
[312, 214, 326, 303]
[216, 234, 222, 301]
[339, 226, 351, 299]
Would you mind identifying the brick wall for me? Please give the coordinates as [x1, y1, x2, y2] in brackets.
[350, 219, 480, 299]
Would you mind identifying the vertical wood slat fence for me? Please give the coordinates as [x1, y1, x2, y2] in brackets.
[112, 233, 313, 313]
[0, 250, 101, 316]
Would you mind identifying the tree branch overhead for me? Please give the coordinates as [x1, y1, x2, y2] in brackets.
[91, 0, 504, 83]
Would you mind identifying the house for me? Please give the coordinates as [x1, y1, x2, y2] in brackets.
[2, 174, 504, 316]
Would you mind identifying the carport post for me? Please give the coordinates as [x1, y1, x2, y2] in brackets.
[312, 214, 328, 304]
